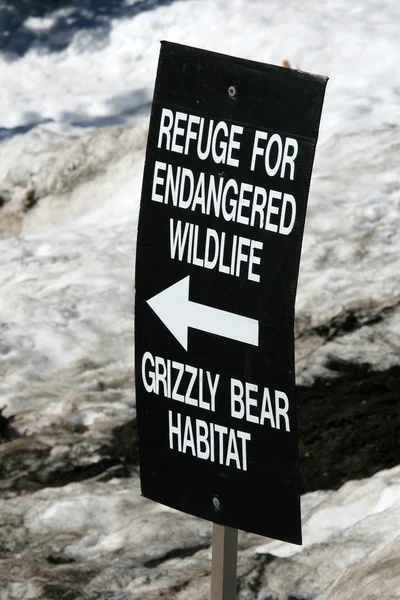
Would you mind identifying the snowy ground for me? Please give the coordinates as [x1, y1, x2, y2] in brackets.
[0, 0, 399, 598]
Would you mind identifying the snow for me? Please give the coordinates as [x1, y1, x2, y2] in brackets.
[2, 0, 400, 332]
[22, 476, 210, 562]
[1, 0, 399, 598]
[257, 466, 400, 558]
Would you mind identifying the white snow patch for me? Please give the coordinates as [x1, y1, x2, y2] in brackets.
[257, 466, 400, 558]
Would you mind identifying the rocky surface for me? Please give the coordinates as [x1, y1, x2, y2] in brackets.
[0, 358, 399, 599]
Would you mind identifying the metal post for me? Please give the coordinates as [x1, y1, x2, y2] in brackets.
[211, 524, 238, 600]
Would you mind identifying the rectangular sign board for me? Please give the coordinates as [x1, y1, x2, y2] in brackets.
[135, 42, 327, 545]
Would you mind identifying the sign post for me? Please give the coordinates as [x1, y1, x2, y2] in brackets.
[211, 524, 238, 600]
[134, 39, 327, 571]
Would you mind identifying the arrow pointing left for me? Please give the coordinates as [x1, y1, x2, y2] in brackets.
[146, 275, 259, 351]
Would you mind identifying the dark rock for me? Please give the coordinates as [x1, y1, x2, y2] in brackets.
[298, 364, 400, 494]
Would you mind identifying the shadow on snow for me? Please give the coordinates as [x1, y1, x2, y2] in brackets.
[0, 0, 177, 58]
[0, 87, 151, 141]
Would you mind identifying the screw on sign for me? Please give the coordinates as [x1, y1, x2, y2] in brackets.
[135, 41, 327, 597]
[228, 85, 237, 98]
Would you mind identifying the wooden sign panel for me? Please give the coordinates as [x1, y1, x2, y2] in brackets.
[135, 41, 327, 544]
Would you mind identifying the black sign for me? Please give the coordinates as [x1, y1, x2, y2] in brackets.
[135, 42, 327, 545]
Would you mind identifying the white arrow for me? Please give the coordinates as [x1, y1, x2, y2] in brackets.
[147, 276, 259, 351]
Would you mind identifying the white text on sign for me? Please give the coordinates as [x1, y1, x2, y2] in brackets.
[157, 108, 298, 178]
[141, 351, 291, 471]
[152, 108, 301, 283]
